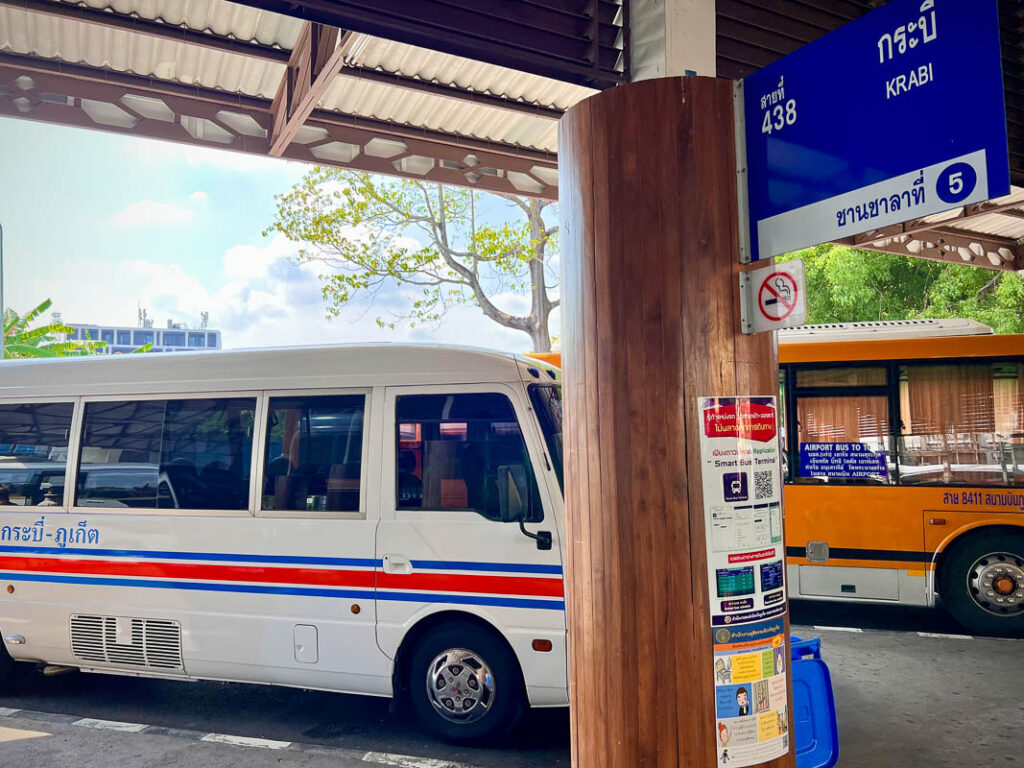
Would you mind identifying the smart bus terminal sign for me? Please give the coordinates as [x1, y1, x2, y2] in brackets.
[697, 397, 789, 768]
[739, 0, 1011, 263]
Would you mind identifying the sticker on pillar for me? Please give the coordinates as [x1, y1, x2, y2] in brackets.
[699, 397, 789, 767]
[739, 259, 807, 335]
[712, 619, 790, 767]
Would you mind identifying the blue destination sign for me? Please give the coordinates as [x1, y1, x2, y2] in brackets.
[741, 0, 1010, 263]
[800, 442, 889, 479]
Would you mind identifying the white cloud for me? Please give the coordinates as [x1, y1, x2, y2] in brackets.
[29, 234, 545, 353]
[222, 236, 300, 281]
[111, 200, 194, 227]
[190, 191, 209, 202]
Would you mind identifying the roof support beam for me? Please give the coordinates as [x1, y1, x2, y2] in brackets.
[0, 51, 558, 199]
[835, 197, 1024, 249]
[333, 66, 564, 120]
[852, 228, 1023, 272]
[269, 22, 351, 156]
[231, 0, 627, 89]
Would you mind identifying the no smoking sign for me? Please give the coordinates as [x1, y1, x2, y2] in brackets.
[740, 260, 807, 334]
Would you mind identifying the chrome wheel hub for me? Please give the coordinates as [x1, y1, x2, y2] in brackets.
[968, 552, 1024, 616]
[425, 648, 495, 724]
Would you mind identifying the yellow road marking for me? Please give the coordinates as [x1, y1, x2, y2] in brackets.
[0, 725, 49, 742]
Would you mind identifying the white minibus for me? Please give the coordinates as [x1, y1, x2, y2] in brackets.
[0, 345, 565, 742]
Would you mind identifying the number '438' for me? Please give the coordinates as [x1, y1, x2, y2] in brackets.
[761, 99, 798, 135]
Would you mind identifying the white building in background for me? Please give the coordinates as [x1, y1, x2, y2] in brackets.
[56, 309, 222, 354]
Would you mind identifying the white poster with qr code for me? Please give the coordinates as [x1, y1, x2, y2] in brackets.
[698, 396, 789, 767]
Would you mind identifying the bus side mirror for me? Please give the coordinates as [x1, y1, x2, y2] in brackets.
[497, 464, 529, 523]
[498, 464, 552, 551]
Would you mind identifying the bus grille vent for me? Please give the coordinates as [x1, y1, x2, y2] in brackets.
[70, 615, 183, 671]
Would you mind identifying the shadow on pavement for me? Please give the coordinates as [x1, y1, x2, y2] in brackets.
[790, 597, 975, 635]
[0, 665, 571, 767]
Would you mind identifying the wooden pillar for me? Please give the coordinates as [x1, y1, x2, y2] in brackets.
[559, 76, 796, 767]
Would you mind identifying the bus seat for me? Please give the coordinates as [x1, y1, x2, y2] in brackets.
[327, 462, 361, 511]
[397, 450, 422, 508]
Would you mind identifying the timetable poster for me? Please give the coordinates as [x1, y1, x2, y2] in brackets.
[697, 396, 789, 768]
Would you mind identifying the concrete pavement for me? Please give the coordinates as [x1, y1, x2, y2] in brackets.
[0, 600, 1020, 767]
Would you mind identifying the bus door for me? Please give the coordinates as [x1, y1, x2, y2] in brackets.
[374, 384, 566, 667]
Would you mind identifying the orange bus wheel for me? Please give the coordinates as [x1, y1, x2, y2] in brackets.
[939, 529, 1024, 637]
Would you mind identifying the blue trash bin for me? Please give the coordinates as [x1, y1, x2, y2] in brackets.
[789, 636, 839, 768]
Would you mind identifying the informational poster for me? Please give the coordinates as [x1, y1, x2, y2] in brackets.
[712, 617, 790, 767]
[698, 397, 789, 767]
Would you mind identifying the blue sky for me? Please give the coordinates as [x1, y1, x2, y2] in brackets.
[0, 117, 557, 352]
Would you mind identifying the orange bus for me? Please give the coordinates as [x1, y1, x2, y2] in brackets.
[532, 318, 1024, 635]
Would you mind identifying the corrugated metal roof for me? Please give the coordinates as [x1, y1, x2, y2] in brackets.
[347, 35, 593, 111]
[0, 6, 285, 97]
[0, 0, 590, 152]
[319, 72, 560, 152]
[911, 188, 1024, 241]
[71, 0, 302, 48]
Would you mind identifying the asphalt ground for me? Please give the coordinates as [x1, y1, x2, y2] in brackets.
[0, 600, 1020, 768]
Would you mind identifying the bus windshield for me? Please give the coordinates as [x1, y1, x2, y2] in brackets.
[529, 384, 563, 492]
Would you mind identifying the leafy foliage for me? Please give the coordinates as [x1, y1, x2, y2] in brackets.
[266, 169, 559, 351]
[3, 299, 106, 358]
[779, 244, 1024, 333]
[2, 299, 153, 358]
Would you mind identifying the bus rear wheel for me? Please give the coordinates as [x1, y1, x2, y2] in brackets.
[940, 530, 1024, 637]
[407, 622, 526, 744]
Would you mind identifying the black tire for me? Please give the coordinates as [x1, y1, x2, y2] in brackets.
[939, 529, 1024, 637]
[407, 622, 526, 744]
[0, 638, 13, 691]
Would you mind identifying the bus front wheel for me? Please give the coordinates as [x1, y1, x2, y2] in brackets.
[407, 622, 526, 744]
[940, 529, 1024, 636]
[0, 639, 13, 690]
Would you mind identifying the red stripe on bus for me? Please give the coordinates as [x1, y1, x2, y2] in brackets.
[0, 556, 564, 598]
[0, 556, 375, 589]
[377, 571, 564, 598]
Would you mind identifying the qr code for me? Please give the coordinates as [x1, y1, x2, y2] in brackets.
[754, 470, 774, 500]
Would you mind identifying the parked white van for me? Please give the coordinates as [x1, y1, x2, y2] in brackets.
[0, 346, 565, 742]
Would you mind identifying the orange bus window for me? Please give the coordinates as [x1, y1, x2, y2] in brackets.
[796, 395, 893, 485]
[796, 367, 887, 388]
[899, 363, 1024, 487]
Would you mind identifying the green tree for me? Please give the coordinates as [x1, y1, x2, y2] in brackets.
[2, 300, 153, 358]
[3, 299, 106, 358]
[266, 169, 559, 351]
[779, 244, 1024, 333]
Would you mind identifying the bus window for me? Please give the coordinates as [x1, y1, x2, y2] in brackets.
[898, 362, 1024, 487]
[77, 398, 256, 510]
[261, 395, 365, 513]
[792, 366, 893, 485]
[779, 372, 788, 481]
[396, 393, 542, 522]
[796, 367, 887, 388]
[0, 402, 74, 506]
[528, 384, 563, 491]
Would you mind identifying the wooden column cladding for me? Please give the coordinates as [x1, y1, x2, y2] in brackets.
[558, 76, 795, 767]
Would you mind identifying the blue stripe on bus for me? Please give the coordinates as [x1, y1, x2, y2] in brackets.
[410, 560, 563, 575]
[0, 546, 562, 575]
[375, 590, 565, 610]
[0, 572, 566, 611]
